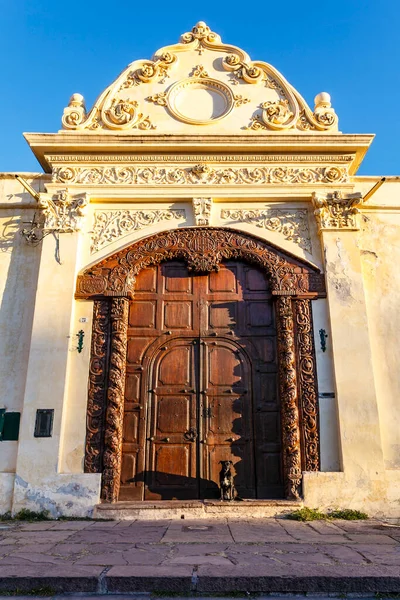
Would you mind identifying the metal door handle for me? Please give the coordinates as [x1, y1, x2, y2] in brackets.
[183, 428, 197, 442]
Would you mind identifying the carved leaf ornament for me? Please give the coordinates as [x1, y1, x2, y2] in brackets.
[62, 22, 338, 133]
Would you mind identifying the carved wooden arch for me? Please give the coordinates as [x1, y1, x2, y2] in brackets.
[78, 228, 325, 503]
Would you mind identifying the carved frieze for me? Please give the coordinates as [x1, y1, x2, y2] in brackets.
[220, 208, 312, 253]
[76, 228, 326, 300]
[193, 198, 212, 225]
[91, 209, 186, 253]
[276, 296, 302, 499]
[53, 165, 348, 186]
[312, 191, 363, 231]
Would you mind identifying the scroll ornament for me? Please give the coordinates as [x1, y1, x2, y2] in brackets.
[312, 191, 363, 230]
[221, 208, 312, 253]
[91, 208, 186, 253]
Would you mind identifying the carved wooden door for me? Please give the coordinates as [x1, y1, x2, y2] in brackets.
[119, 260, 283, 501]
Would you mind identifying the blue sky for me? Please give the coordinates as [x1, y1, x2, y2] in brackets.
[1, 0, 399, 175]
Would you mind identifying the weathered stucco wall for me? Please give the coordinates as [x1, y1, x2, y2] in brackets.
[0, 176, 45, 488]
[359, 188, 400, 470]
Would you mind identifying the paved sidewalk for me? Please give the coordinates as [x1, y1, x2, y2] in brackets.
[0, 517, 399, 594]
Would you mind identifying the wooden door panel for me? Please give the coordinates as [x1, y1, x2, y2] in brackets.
[146, 339, 198, 500]
[120, 259, 283, 501]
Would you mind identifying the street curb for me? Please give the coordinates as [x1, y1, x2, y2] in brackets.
[0, 573, 400, 594]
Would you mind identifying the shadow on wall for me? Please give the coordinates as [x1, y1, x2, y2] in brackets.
[0, 190, 42, 418]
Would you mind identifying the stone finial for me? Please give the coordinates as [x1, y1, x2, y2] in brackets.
[313, 92, 338, 130]
[62, 93, 87, 129]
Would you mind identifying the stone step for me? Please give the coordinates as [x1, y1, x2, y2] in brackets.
[94, 499, 302, 520]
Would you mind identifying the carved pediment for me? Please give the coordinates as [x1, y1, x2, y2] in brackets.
[62, 22, 338, 135]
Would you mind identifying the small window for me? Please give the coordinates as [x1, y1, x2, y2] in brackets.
[34, 409, 54, 438]
[0, 410, 21, 441]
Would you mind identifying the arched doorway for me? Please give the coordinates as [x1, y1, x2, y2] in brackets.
[76, 228, 325, 503]
[120, 260, 280, 501]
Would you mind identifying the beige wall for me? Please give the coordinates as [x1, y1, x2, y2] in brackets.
[1, 172, 400, 517]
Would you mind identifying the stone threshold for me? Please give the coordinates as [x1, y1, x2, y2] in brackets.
[94, 498, 302, 520]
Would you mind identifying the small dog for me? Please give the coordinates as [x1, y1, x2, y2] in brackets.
[219, 460, 236, 501]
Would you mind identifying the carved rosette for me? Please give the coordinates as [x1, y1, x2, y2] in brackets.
[294, 299, 320, 471]
[192, 198, 212, 226]
[276, 296, 302, 499]
[101, 298, 129, 503]
[312, 191, 363, 231]
[85, 300, 110, 473]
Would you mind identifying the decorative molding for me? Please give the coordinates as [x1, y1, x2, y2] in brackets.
[101, 297, 129, 503]
[38, 189, 88, 232]
[294, 299, 320, 472]
[276, 296, 302, 499]
[47, 154, 354, 164]
[193, 198, 212, 226]
[91, 208, 186, 253]
[76, 228, 325, 300]
[53, 165, 348, 186]
[60, 21, 338, 134]
[84, 300, 110, 474]
[312, 191, 363, 231]
[220, 208, 312, 253]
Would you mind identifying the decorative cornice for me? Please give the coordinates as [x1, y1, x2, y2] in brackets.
[221, 208, 311, 253]
[193, 198, 212, 225]
[312, 191, 363, 231]
[91, 208, 186, 253]
[53, 165, 348, 186]
[46, 154, 354, 164]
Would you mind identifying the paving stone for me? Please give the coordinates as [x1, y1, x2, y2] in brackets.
[170, 543, 228, 556]
[166, 554, 233, 565]
[271, 551, 335, 565]
[307, 520, 345, 535]
[228, 521, 292, 543]
[318, 544, 368, 564]
[122, 547, 170, 565]
[0, 552, 67, 565]
[18, 522, 57, 531]
[268, 542, 317, 554]
[162, 521, 232, 543]
[225, 551, 277, 566]
[76, 552, 128, 566]
[106, 565, 193, 592]
[349, 544, 400, 565]
[49, 521, 96, 530]
[5, 531, 76, 544]
[346, 534, 399, 544]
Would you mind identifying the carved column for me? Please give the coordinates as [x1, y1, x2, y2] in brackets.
[101, 297, 129, 502]
[84, 300, 110, 473]
[276, 295, 302, 499]
[294, 299, 320, 472]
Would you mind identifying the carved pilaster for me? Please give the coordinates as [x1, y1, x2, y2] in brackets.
[276, 295, 302, 499]
[312, 191, 362, 232]
[193, 198, 212, 225]
[85, 300, 110, 473]
[294, 299, 320, 472]
[101, 297, 129, 502]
